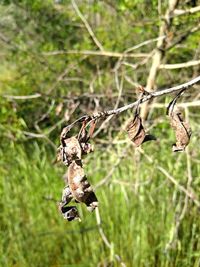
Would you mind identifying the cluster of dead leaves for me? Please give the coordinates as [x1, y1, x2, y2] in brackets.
[57, 120, 98, 221]
[57, 89, 191, 221]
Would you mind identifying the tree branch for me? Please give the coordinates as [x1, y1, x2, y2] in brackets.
[42, 50, 149, 58]
[63, 76, 200, 131]
[159, 59, 200, 69]
[172, 6, 200, 17]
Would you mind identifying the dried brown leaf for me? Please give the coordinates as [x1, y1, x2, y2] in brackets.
[170, 110, 192, 152]
[126, 115, 156, 146]
[127, 115, 145, 146]
[67, 160, 98, 211]
[81, 142, 94, 155]
[60, 136, 82, 166]
[60, 205, 80, 221]
[61, 185, 73, 205]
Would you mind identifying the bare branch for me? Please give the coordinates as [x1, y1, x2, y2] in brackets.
[124, 35, 166, 53]
[160, 59, 200, 69]
[63, 76, 200, 130]
[42, 50, 149, 58]
[3, 93, 41, 100]
[137, 146, 200, 208]
[157, 166, 200, 207]
[71, 0, 104, 51]
[173, 6, 200, 17]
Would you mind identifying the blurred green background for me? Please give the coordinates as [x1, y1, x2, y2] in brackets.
[0, 0, 200, 266]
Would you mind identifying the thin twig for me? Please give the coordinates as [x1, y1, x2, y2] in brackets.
[95, 207, 112, 248]
[42, 50, 149, 58]
[93, 68, 124, 137]
[160, 60, 200, 69]
[136, 146, 200, 208]
[172, 6, 200, 17]
[124, 36, 166, 53]
[157, 166, 200, 207]
[94, 144, 130, 189]
[3, 93, 41, 100]
[167, 23, 200, 51]
[71, 0, 104, 51]
[22, 131, 57, 150]
[122, 50, 155, 70]
[95, 208, 126, 266]
[150, 100, 200, 108]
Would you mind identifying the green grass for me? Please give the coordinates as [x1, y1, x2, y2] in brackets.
[1, 122, 200, 267]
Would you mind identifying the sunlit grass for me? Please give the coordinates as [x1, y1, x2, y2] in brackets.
[1, 121, 200, 267]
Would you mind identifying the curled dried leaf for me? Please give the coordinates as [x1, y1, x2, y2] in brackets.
[77, 117, 94, 141]
[78, 120, 96, 152]
[170, 109, 192, 152]
[126, 115, 156, 147]
[167, 89, 191, 152]
[127, 115, 145, 146]
[59, 136, 82, 166]
[81, 142, 94, 155]
[60, 125, 72, 141]
[67, 160, 98, 211]
[60, 205, 80, 221]
[61, 185, 73, 205]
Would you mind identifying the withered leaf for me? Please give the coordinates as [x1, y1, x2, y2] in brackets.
[60, 125, 72, 141]
[170, 110, 192, 152]
[126, 115, 156, 147]
[78, 120, 96, 146]
[60, 205, 80, 221]
[60, 136, 82, 166]
[67, 160, 98, 211]
[61, 185, 73, 205]
[78, 120, 95, 155]
[81, 142, 94, 155]
[78, 121, 88, 143]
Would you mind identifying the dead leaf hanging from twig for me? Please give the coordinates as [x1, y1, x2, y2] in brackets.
[126, 115, 156, 147]
[126, 91, 156, 147]
[127, 114, 146, 146]
[169, 109, 191, 152]
[167, 90, 192, 152]
[59, 136, 82, 166]
[67, 160, 98, 212]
